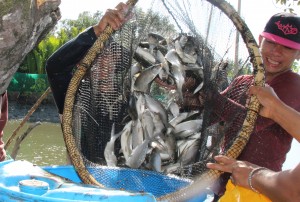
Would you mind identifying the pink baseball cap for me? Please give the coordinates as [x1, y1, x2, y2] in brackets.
[261, 12, 300, 50]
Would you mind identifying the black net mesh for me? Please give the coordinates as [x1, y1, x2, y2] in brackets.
[65, 0, 262, 200]
[73, 40, 130, 164]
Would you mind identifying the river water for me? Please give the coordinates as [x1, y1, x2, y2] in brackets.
[3, 121, 67, 166]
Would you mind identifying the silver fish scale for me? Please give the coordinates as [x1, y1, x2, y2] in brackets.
[111, 34, 210, 174]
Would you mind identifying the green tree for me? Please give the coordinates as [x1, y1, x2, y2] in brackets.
[135, 8, 177, 38]
[19, 11, 103, 74]
[19, 8, 177, 75]
[19, 35, 61, 74]
[276, 0, 300, 12]
[56, 11, 103, 39]
[276, 0, 300, 6]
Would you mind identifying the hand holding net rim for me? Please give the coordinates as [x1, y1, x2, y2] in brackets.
[62, 0, 138, 187]
[61, 0, 265, 199]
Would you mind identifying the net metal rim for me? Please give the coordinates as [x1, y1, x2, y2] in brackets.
[62, 0, 265, 199]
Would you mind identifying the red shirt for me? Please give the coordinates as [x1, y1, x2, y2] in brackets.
[214, 70, 300, 196]
[0, 91, 8, 161]
[238, 70, 300, 171]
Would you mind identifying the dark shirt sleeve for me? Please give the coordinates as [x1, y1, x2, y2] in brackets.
[45, 27, 98, 114]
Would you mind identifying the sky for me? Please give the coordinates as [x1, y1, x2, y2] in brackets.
[59, 0, 300, 40]
[58, 0, 299, 170]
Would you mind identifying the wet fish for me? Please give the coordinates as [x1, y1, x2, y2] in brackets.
[120, 121, 133, 162]
[130, 63, 142, 79]
[126, 130, 152, 169]
[127, 94, 138, 120]
[177, 138, 199, 165]
[141, 109, 154, 139]
[144, 93, 168, 127]
[175, 40, 197, 64]
[169, 111, 200, 127]
[165, 49, 186, 103]
[173, 119, 203, 139]
[162, 162, 180, 174]
[135, 46, 156, 66]
[193, 81, 204, 94]
[131, 119, 144, 149]
[156, 50, 170, 80]
[167, 100, 180, 118]
[164, 128, 177, 161]
[148, 32, 165, 54]
[117, 33, 208, 173]
[149, 148, 162, 172]
[133, 64, 163, 93]
[135, 92, 146, 118]
[104, 123, 122, 167]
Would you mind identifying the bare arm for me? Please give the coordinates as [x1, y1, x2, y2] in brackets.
[207, 85, 300, 201]
[249, 85, 300, 142]
[254, 164, 300, 202]
[207, 155, 300, 202]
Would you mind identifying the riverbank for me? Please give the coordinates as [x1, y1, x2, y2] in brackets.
[7, 92, 60, 123]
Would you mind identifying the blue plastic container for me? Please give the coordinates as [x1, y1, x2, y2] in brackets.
[0, 160, 156, 202]
[0, 159, 210, 201]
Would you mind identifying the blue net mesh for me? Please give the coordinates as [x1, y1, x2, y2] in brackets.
[88, 166, 191, 197]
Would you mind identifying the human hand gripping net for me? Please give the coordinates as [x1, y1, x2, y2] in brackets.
[62, 0, 264, 201]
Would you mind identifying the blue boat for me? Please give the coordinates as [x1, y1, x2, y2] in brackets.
[0, 159, 210, 201]
[0, 159, 157, 201]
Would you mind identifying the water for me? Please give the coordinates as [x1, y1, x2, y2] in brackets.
[3, 120, 298, 169]
[3, 121, 67, 166]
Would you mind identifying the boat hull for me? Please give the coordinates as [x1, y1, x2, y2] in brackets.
[0, 160, 155, 202]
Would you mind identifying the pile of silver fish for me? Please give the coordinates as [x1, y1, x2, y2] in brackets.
[104, 33, 221, 174]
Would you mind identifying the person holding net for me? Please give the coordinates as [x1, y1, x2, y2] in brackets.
[182, 12, 300, 200]
[207, 84, 300, 202]
[46, 2, 132, 163]
[212, 12, 300, 200]
[46, 1, 300, 199]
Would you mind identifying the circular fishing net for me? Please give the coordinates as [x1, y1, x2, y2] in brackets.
[62, 0, 264, 201]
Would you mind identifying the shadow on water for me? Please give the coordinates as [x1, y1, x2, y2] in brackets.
[3, 121, 67, 166]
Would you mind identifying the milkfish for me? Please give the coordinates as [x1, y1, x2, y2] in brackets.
[104, 123, 122, 167]
[174, 35, 197, 64]
[104, 32, 212, 174]
[165, 49, 186, 103]
[126, 129, 154, 169]
[147, 32, 165, 54]
[133, 64, 163, 93]
[120, 121, 133, 162]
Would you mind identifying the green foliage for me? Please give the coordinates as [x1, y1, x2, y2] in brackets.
[275, 0, 300, 12]
[56, 11, 102, 38]
[134, 8, 177, 39]
[225, 59, 252, 82]
[30, 77, 48, 92]
[19, 34, 63, 74]
[292, 61, 300, 73]
[8, 72, 49, 93]
[276, 0, 300, 5]
[18, 7, 177, 75]
[19, 10, 103, 74]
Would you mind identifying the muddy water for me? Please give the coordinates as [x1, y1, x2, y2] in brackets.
[3, 120, 299, 169]
[3, 121, 67, 166]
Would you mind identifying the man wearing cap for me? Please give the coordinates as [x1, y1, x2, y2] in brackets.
[209, 12, 300, 201]
[207, 84, 300, 202]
